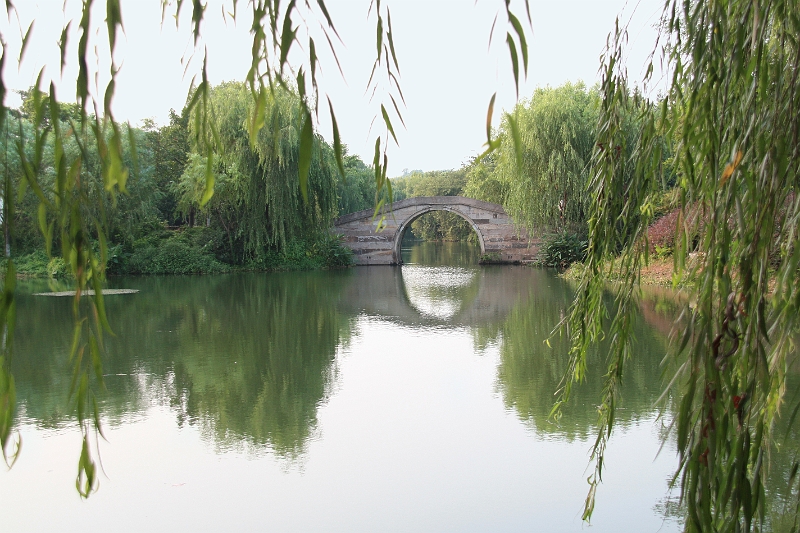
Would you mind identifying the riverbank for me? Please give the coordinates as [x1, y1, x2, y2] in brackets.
[561, 256, 679, 286]
[1, 230, 354, 279]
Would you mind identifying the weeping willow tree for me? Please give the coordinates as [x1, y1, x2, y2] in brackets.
[177, 82, 338, 261]
[563, 1, 800, 531]
[497, 82, 601, 233]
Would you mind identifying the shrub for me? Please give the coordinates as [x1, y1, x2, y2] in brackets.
[251, 234, 353, 271]
[310, 234, 354, 268]
[5, 250, 70, 278]
[479, 252, 502, 264]
[647, 208, 680, 256]
[540, 232, 587, 269]
[126, 238, 230, 275]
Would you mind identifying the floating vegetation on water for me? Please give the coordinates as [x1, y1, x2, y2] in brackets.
[33, 289, 140, 297]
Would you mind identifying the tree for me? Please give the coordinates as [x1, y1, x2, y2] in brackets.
[497, 82, 600, 234]
[146, 109, 190, 225]
[563, 1, 800, 531]
[462, 153, 506, 205]
[337, 152, 382, 215]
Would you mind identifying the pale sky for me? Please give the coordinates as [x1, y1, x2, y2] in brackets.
[0, 0, 666, 175]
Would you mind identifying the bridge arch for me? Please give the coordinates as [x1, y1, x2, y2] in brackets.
[391, 205, 486, 264]
[332, 196, 540, 265]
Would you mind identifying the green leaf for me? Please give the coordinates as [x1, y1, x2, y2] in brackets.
[309, 37, 318, 91]
[507, 111, 523, 174]
[372, 136, 382, 195]
[191, 0, 205, 45]
[487, 13, 498, 50]
[76, 1, 91, 107]
[298, 110, 314, 203]
[506, 33, 520, 98]
[19, 20, 34, 64]
[381, 104, 398, 145]
[200, 152, 215, 206]
[485, 92, 496, 142]
[296, 68, 306, 101]
[507, 12, 528, 75]
[328, 97, 346, 180]
[279, 0, 298, 69]
[386, 8, 400, 73]
[316, 0, 340, 37]
[389, 94, 406, 128]
[106, 0, 123, 53]
[375, 15, 383, 63]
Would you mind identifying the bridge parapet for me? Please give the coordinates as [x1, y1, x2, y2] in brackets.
[332, 196, 541, 265]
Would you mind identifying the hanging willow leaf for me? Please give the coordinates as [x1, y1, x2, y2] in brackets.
[298, 110, 314, 202]
[375, 14, 383, 61]
[562, 1, 800, 529]
[488, 13, 498, 50]
[18, 20, 33, 64]
[316, 0, 340, 38]
[486, 92, 496, 142]
[386, 8, 400, 73]
[191, 0, 204, 45]
[76, 1, 91, 108]
[200, 150, 214, 206]
[507, 12, 528, 75]
[309, 37, 318, 94]
[389, 94, 406, 128]
[106, 0, 123, 53]
[506, 33, 520, 98]
[381, 104, 398, 145]
[279, 0, 298, 70]
[328, 97, 346, 179]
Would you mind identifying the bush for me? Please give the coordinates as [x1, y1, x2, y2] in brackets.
[249, 234, 353, 271]
[479, 252, 502, 264]
[647, 208, 680, 256]
[311, 234, 354, 268]
[4, 250, 70, 278]
[540, 232, 587, 269]
[125, 238, 230, 275]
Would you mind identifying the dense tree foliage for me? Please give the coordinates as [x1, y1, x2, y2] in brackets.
[2, 85, 367, 272]
[496, 82, 599, 233]
[562, 1, 800, 531]
[176, 82, 341, 263]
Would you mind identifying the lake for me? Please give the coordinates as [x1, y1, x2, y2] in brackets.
[1, 242, 683, 532]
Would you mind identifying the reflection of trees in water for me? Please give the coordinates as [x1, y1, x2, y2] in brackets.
[764, 372, 800, 533]
[13, 272, 354, 459]
[482, 275, 674, 441]
[488, 278, 800, 527]
[401, 241, 479, 266]
[14, 267, 798, 519]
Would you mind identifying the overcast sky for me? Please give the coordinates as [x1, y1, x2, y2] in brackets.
[0, 0, 665, 175]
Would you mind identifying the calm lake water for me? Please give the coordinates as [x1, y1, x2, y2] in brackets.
[2, 242, 685, 532]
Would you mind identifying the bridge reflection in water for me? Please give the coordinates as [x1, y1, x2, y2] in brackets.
[338, 262, 534, 328]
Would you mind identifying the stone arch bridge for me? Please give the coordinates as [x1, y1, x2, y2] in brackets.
[332, 196, 541, 265]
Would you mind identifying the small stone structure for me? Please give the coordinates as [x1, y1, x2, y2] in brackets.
[332, 196, 541, 265]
